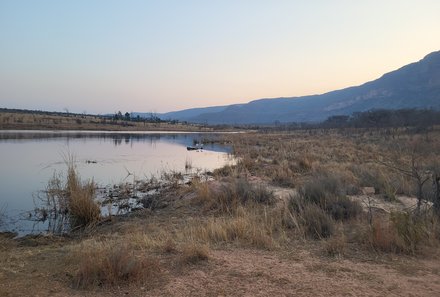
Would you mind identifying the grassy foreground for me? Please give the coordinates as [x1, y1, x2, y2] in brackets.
[1, 127, 440, 296]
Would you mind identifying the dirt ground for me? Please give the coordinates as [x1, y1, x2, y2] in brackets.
[2, 185, 440, 297]
[1, 243, 440, 297]
[2, 214, 440, 297]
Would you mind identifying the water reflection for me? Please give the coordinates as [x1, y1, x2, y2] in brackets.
[0, 131, 233, 235]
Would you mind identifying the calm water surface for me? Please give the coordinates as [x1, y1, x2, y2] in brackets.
[0, 130, 233, 234]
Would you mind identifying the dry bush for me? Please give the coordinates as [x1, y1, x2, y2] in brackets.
[180, 243, 210, 264]
[288, 193, 337, 239]
[72, 240, 161, 288]
[300, 175, 342, 205]
[390, 212, 429, 253]
[299, 175, 362, 221]
[326, 196, 362, 221]
[301, 204, 335, 239]
[369, 218, 400, 253]
[367, 212, 433, 254]
[350, 165, 398, 201]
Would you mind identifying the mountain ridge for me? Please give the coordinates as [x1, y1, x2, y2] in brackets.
[158, 51, 440, 124]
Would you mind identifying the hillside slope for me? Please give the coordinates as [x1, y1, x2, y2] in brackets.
[161, 51, 440, 124]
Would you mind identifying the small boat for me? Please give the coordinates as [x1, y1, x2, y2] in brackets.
[187, 144, 203, 151]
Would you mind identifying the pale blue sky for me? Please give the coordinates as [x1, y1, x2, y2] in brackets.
[1, 0, 439, 114]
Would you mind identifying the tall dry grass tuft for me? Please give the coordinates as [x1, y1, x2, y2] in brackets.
[180, 243, 210, 264]
[65, 163, 101, 230]
[72, 239, 161, 288]
[40, 156, 101, 232]
[324, 234, 347, 256]
[184, 206, 279, 249]
[67, 167, 100, 229]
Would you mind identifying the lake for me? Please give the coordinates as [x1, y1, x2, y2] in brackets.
[0, 130, 234, 235]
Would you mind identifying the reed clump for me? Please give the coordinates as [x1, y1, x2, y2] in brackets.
[42, 160, 101, 232]
[66, 165, 101, 230]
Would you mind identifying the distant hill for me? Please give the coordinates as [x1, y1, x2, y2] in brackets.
[157, 50, 440, 124]
[158, 105, 228, 122]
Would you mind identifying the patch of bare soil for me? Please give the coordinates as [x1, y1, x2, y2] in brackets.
[350, 193, 427, 215]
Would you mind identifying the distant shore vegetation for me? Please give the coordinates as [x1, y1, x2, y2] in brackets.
[0, 108, 214, 132]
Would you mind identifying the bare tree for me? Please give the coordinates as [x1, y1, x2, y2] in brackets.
[377, 138, 433, 213]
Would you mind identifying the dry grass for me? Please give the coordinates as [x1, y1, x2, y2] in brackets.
[324, 234, 347, 256]
[223, 128, 440, 199]
[38, 162, 101, 233]
[71, 239, 161, 288]
[220, 128, 440, 252]
[365, 211, 439, 254]
[65, 165, 101, 230]
[301, 204, 335, 239]
[183, 206, 280, 250]
[179, 243, 210, 264]
[4, 128, 440, 296]
[193, 178, 274, 214]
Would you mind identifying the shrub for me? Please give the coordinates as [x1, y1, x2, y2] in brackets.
[326, 196, 362, 221]
[302, 204, 335, 239]
[299, 175, 362, 221]
[368, 212, 430, 254]
[390, 211, 427, 254]
[300, 175, 342, 205]
[369, 219, 398, 253]
[350, 165, 398, 201]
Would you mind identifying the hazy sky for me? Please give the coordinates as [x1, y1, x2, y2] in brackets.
[1, 0, 439, 114]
